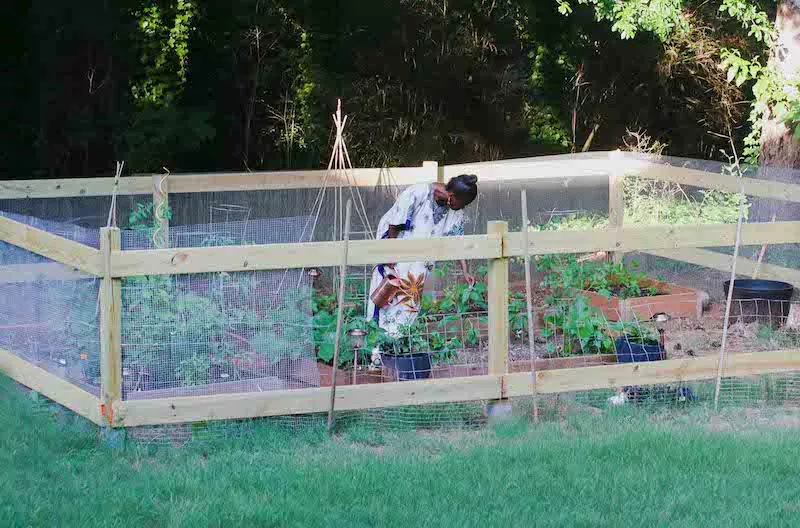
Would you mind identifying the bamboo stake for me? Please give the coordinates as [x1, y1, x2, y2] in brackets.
[328, 200, 353, 435]
[752, 213, 777, 279]
[521, 190, 539, 421]
[714, 186, 746, 410]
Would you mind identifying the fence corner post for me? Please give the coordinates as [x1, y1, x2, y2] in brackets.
[608, 150, 625, 264]
[487, 221, 509, 375]
[100, 227, 122, 427]
[487, 220, 510, 418]
[423, 160, 443, 183]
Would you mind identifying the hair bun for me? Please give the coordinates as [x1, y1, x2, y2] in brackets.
[465, 174, 478, 185]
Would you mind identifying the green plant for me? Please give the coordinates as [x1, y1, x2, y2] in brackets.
[311, 290, 390, 368]
[609, 321, 660, 346]
[539, 256, 657, 301]
[541, 296, 613, 356]
[437, 280, 487, 314]
[123, 204, 316, 387]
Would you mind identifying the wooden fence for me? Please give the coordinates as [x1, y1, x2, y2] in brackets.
[2, 152, 800, 428]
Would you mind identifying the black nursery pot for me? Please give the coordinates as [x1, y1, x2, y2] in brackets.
[615, 336, 665, 363]
[382, 352, 433, 381]
[722, 279, 794, 328]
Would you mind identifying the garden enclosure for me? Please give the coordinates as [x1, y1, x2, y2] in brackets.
[2, 152, 800, 432]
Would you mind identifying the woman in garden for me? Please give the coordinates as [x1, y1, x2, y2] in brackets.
[366, 174, 479, 366]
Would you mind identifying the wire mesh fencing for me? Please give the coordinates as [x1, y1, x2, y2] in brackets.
[3, 153, 800, 446]
[0, 213, 101, 395]
[119, 215, 320, 400]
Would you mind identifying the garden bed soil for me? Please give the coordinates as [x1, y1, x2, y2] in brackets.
[579, 279, 701, 321]
[123, 357, 323, 398]
[124, 376, 289, 400]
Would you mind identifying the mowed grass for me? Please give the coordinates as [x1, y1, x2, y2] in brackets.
[2, 374, 800, 528]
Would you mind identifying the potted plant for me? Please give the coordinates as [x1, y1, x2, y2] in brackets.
[380, 319, 434, 381]
[610, 322, 665, 363]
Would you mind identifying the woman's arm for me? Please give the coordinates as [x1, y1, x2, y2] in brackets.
[384, 225, 403, 270]
[460, 259, 476, 288]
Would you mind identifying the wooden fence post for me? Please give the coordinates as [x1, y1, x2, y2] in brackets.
[608, 150, 624, 264]
[487, 221, 509, 376]
[100, 227, 122, 426]
[152, 173, 169, 249]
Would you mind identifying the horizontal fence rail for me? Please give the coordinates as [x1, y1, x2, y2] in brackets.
[110, 234, 501, 277]
[115, 349, 800, 427]
[503, 221, 800, 258]
[0, 165, 437, 199]
[0, 214, 103, 275]
[0, 348, 102, 424]
[623, 158, 800, 203]
[107, 221, 800, 277]
[4, 152, 800, 202]
[645, 248, 800, 288]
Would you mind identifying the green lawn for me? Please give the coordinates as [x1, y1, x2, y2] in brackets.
[2, 374, 800, 527]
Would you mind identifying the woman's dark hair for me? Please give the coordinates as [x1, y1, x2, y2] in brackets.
[446, 174, 478, 205]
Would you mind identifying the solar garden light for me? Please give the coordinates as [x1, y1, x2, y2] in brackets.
[348, 328, 366, 350]
[652, 312, 670, 348]
[348, 328, 367, 384]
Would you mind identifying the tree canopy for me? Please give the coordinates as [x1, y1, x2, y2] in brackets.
[0, 0, 784, 179]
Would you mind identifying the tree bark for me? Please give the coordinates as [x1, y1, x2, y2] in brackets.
[755, 1, 800, 222]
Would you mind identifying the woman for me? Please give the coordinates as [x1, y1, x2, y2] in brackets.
[366, 174, 479, 365]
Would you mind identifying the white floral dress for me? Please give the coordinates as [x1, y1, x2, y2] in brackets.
[366, 183, 466, 338]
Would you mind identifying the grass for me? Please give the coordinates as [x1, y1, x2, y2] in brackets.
[3, 374, 800, 527]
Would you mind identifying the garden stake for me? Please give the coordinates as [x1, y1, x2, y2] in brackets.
[752, 213, 776, 279]
[714, 186, 746, 410]
[328, 200, 353, 435]
[105, 161, 124, 228]
[521, 190, 539, 422]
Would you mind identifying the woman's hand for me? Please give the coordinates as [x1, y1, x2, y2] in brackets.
[464, 273, 476, 288]
[459, 259, 475, 288]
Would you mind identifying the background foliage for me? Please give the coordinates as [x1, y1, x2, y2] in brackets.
[0, 0, 779, 178]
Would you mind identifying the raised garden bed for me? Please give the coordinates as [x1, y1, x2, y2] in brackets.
[318, 353, 618, 386]
[579, 279, 701, 321]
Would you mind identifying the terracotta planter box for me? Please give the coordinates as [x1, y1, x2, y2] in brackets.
[577, 279, 701, 322]
[318, 363, 390, 387]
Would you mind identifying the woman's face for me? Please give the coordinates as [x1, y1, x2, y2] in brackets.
[447, 193, 469, 211]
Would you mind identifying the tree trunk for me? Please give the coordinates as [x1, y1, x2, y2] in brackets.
[756, 1, 800, 222]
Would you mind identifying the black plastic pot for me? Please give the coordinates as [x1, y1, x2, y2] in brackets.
[382, 352, 433, 381]
[722, 279, 794, 328]
[615, 336, 665, 363]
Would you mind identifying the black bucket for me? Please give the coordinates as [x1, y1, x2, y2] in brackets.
[722, 279, 794, 328]
[382, 352, 433, 381]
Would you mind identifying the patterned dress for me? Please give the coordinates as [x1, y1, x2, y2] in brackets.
[367, 183, 466, 338]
